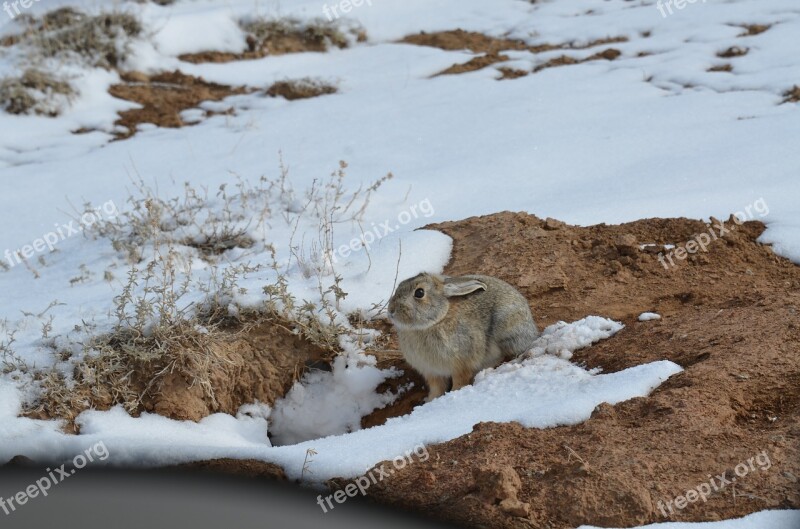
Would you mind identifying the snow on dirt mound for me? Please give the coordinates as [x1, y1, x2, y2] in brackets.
[0, 317, 680, 484]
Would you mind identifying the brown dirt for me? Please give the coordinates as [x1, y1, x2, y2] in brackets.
[400, 30, 534, 55]
[783, 86, 800, 104]
[108, 70, 249, 139]
[438, 54, 512, 76]
[400, 30, 626, 78]
[351, 212, 800, 528]
[709, 64, 734, 73]
[103, 72, 338, 139]
[533, 48, 622, 73]
[176, 458, 287, 480]
[739, 24, 771, 36]
[497, 68, 530, 81]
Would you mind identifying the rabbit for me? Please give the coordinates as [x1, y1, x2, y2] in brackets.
[387, 272, 539, 402]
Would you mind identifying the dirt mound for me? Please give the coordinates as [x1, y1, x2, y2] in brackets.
[357, 212, 800, 527]
[27, 318, 331, 433]
[141, 320, 330, 424]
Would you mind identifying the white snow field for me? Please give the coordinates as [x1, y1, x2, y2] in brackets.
[0, 0, 798, 527]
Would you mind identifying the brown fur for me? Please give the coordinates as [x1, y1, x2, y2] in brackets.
[388, 273, 539, 401]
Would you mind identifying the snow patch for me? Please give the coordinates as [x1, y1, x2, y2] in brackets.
[269, 351, 403, 446]
[519, 316, 624, 361]
[639, 312, 662, 322]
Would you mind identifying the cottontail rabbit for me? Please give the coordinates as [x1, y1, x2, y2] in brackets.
[387, 273, 538, 402]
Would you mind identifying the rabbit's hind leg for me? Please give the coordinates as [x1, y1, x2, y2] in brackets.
[450, 362, 475, 391]
[424, 374, 449, 402]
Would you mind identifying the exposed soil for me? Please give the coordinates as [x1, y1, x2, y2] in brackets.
[102, 72, 338, 139]
[709, 64, 734, 73]
[783, 86, 800, 104]
[438, 54, 513, 76]
[533, 48, 621, 73]
[176, 458, 287, 480]
[107, 71, 249, 139]
[351, 212, 800, 528]
[400, 30, 627, 78]
[738, 24, 771, 37]
[400, 30, 536, 55]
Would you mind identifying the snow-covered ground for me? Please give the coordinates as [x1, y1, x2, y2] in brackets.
[0, 0, 798, 527]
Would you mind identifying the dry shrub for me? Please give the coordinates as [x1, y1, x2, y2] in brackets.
[34, 8, 142, 69]
[266, 78, 338, 100]
[0, 68, 74, 116]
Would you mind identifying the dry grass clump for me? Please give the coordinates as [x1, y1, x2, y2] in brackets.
[0, 7, 143, 117]
[266, 78, 338, 100]
[27, 162, 393, 421]
[33, 8, 142, 69]
[241, 17, 351, 55]
[0, 68, 75, 115]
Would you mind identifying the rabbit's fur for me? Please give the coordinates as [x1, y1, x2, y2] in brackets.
[387, 273, 538, 402]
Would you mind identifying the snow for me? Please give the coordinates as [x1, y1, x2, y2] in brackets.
[269, 351, 403, 446]
[0, 0, 798, 525]
[639, 312, 663, 322]
[522, 315, 624, 361]
[0, 317, 682, 484]
[577, 510, 800, 529]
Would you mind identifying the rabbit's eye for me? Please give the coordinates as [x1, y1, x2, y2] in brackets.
[414, 288, 425, 299]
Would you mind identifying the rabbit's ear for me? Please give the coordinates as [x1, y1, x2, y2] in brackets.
[443, 278, 487, 297]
